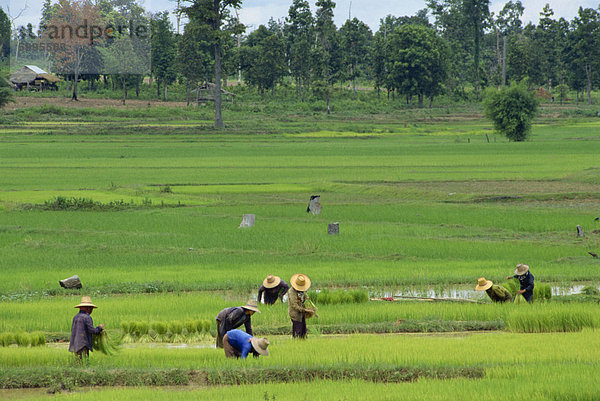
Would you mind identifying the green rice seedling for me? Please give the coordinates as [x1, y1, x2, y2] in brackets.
[0, 332, 15, 347]
[184, 320, 199, 343]
[152, 321, 168, 342]
[168, 321, 184, 343]
[93, 331, 119, 356]
[14, 332, 31, 347]
[30, 332, 46, 347]
[183, 320, 197, 335]
[120, 321, 134, 344]
[136, 322, 152, 343]
[350, 289, 369, 303]
[506, 308, 597, 333]
[533, 283, 552, 301]
[194, 319, 205, 334]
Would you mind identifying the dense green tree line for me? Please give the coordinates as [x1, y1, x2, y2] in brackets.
[3, 1, 600, 120]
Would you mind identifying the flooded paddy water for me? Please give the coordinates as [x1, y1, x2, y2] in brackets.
[371, 282, 600, 301]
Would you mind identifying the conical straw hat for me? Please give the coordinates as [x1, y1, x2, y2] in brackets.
[290, 273, 311, 291]
[74, 296, 97, 308]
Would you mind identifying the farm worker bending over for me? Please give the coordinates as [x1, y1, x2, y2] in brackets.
[68, 296, 104, 361]
[288, 273, 316, 339]
[223, 329, 269, 359]
[258, 274, 290, 305]
[506, 263, 535, 303]
[475, 277, 512, 303]
[215, 300, 260, 348]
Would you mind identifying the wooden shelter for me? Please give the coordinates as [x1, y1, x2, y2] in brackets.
[9, 65, 60, 91]
[193, 82, 236, 104]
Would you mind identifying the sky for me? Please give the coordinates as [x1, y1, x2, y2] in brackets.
[2, 0, 598, 33]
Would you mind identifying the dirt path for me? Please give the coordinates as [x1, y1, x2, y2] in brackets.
[6, 96, 189, 111]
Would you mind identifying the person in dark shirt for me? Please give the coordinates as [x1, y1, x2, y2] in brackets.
[258, 275, 290, 305]
[215, 300, 260, 348]
[475, 277, 512, 303]
[223, 329, 269, 359]
[506, 263, 535, 302]
[68, 296, 104, 361]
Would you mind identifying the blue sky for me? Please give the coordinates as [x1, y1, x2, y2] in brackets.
[3, 0, 597, 33]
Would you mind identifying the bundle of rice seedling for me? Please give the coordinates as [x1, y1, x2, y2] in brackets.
[93, 330, 119, 356]
[195, 319, 205, 334]
[513, 294, 528, 305]
[30, 332, 46, 347]
[120, 321, 134, 343]
[15, 332, 31, 347]
[168, 321, 185, 343]
[0, 332, 15, 347]
[184, 320, 197, 335]
[184, 320, 199, 343]
[151, 321, 168, 342]
[136, 321, 152, 343]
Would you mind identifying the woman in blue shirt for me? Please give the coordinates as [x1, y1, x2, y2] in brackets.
[223, 329, 269, 359]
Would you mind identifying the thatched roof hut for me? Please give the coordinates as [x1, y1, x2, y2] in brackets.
[193, 82, 236, 104]
[9, 65, 60, 91]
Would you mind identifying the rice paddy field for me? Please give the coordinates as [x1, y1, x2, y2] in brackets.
[1, 101, 600, 399]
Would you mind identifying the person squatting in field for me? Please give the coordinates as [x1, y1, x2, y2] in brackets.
[506, 263, 535, 302]
[288, 273, 316, 339]
[68, 296, 104, 361]
[258, 274, 290, 305]
[215, 300, 260, 348]
[475, 277, 513, 303]
[222, 329, 269, 359]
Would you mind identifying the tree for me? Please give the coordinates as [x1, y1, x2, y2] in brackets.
[564, 7, 600, 105]
[386, 24, 448, 107]
[483, 84, 537, 142]
[44, 0, 104, 100]
[495, 0, 524, 86]
[0, 75, 14, 108]
[285, 0, 314, 102]
[151, 12, 177, 101]
[462, 0, 490, 93]
[239, 25, 286, 96]
[177, 19, 213, 105]
[0, 8, 10, 59]
[183, 0, 244, 128]
[101, 35, 143, 105]
[313, 0, 341, 112]
[339, 17, 372, 99]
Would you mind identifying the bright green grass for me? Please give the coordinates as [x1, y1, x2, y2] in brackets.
[1, 112, 599, 293]
[1, 331, 599, 369]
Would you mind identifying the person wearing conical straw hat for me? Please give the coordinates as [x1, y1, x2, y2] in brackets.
[475, 277, 512, 303]
[506, 263, 535, 303]
[215, 300, 260, 348]
[258, 274, 290, 305]
[288, 273, 315, 339]
[68, 296, 104, 361]
[222, 329, 269, 359]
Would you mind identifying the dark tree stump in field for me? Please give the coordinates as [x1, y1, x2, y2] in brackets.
[328, 223, 339, 235]
[577, 225, 583, 237]
[59, 275, 82, 289]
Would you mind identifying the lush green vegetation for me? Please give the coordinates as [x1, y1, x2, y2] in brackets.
[1, 100, 599, 399]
